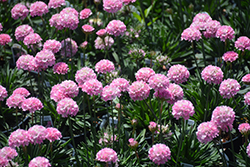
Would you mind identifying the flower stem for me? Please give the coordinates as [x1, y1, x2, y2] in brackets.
[69, 117, 80, 166]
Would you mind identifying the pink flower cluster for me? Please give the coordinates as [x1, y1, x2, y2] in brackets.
[28, 125, 47, 144]
[0, 147, 18, 162]
[148, 121, 157, 133]
[11, 3, 29, 20]
[192, 12, 212, 30]
[21, 97, 43, 114]
[167, 83, 184, 104]
[148, 74, 169, 90]
[0, 34, 12, 46]
[219, 78, 241, 99]
[135, 67, 155, 83]
[9, 129, 30, 147]
[235, 36, 250, 51]
[56, 98, 79, 117]
[35, 50, 55, 70]
[61, 38, 78, 57]
[23, 33, 42, 47]
[110, 78, 130, 92]
[247, 143, 250, 158]
[61, 7, 79, 16]
[167, 64, 190, 84]
[6, 94, 26, 109]
[96, 29, 107, 37]
[29, 157, 51, 167]
[201, 65, 223, 84]
[128, 138, 138, 149]
[222, 51, 238, 62]
[94, 36, 114, 50]
[99, 132, 118, 145]
[244, 92, 250, 105]
[95, 59, 115, 74]
[196, 121, 219, 144]
[75, 67, 97, 87]
[128, 81, 150, 101]
[15, 24, 34, 41]
[103, 0, 123, 13]
[96, 148, 118, 164]
[203, 20, 221, 38]
[101, 85, 121, 101]
[106, 20, 126, 37]
[242, 74, 250, 84]
[0, 85, 7, 101]
[172, 100, 195, 120]
[154, 88, 171, 100]
[0, 23, 2, 32]
[80, 8, 92, 19]
[30, 1, 48, 17]
[238, 123, 250, 136]
[53, 62, 69, 75]
[16, 54, 35, 71]
[79, 41, 88, 49]
[82, 24, 95, 34]
[181, 27, 202, 42]
[48, 0, 66, 9]
[43, 39, 61, 53]
[80, 79, 103, 96]
[216, 25, 235, 42]
[148, 143, 171, 165]
[13, 87, 30, 97]
[46, 127, 62, 142]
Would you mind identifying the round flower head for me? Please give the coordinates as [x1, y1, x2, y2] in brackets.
[29, 58, 40, 72]
[35, 50, 55, 70]
[192, 12, 212, 30]
[16, 54, 35, 71]
[43, 39, 61, 53]
[216, 25, 235, 42]
[80, 8, 92, 19]
[148, 74, 170, 90]
[0, 157, 8, 167]
[101, 85, 121, 101]
[167, 83, 184, 104]
[201, 65, 223, 84]
[128, 81, 150, 101]
[94, 36, 114, 50]
[96, 148, 118, 164]
[80, 79, 103, 96]
[219, 78, 241, 99]
[53, 62, 69, 75]
[61, 38, 78, 57]
[235, 36, 250, 51]
[29, 157, 51, 167]
[75, 67, 97, 86]
[23, 33, 42, 47]
[56, 98, 79, 117]
[247, 143, 250, 158]
[196, 121, 219, 144]
[211, 106, 235, 132]
[60, 80, 79, 98]
[244, 91, 250, 105]
[242, 74, 250, 85]
[135, 67, 155, 83]
[0, 147, 18, 160]
[9, 129, 30, 148]
[153, 88, 171, 100]
[110, 78, 130, 92]
[48, 0, 65, 9]
[103, 0, 123, 13]
[28, 125, 47, 144]
[238, 123, 250, 136]
[128, 138, 138, 149]
[222, 51, 239, 63]
[50, 84, 66, 102]
[203, 20, 221, 38]
[167, 64, 190, 84]
[49, 14, 63, 30]
[11, 3, 29, 20]
[82, 24, 95, 34]
[95, 59, 115, 74]
[46, 127, 62, 142]
[0, 34, 12, 46]
[15, 25, 34, 41]
[60, 7, 78, 17]
[30, 1, 48, 17]
[148, 121, 157, 133]
[60, 12, 79, 30]
[0, 85, 7, 101]
[181, 27, 202, 42]
[96, 29, 107, 37]
[148, 143, 171, 165]
[106, 20, 127, 36]
[6, 94, 26, 109]
[172, 100, 195, 120]
[79, 41, 88, 49]
[13, 87, 30, 97]
[21, 97, 43, 114]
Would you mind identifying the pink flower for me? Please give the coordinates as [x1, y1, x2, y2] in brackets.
[96, 148, 118, 163]
[110, 78, 130, 92]
[95, 59, 115, 74]
[9, 129, 30, 148]
[80, 79, 103, 96]
[48, 0, 65, 9]
[101, 85, 121, 101]
[46, 127, 62, 142]
[30, 1, 48, 17]
[128, 138, 138, 149]
[28, 125, 47, 144]
[196, 121, 219, 144]
[13, 87, 30, 97]
[128, 81, 150, 101]
[244, 92, 250, 105]
[53, 62, 69, 75]
[60, 80, 79, 98]
[56, 98, 79, 117]
[80, 8, 92, 19]
[242, 74, 250, 84]
[35, 50, 55, 70]
[191, 12, 212, 30]
[0, 147, 18, 161]
[219, 78, 241, 99]
[11, 3, 29, 20]
[49, 14, 63, 30]
[94, 36, 114, 50]
[153, 88, 171, 100]
[21, 97, 43, 114]
[60, 12, 79, 30]
[148, 121, 157, 133]
[247, 143, 250, 158]
[82, 24, 95, 33]
[222, 51, 239, 62]
[60, 7, 78, 16]
[216, 25, 235, 42]
[0, 34, 12, 46]
[203, 20, 221, 38]
[166, 83, 184, 104]
[75, 67, 97, 86]
[99, 133, 118, 145]
[235, 36, 250, 51]
[211, 106, 235, 132]
[201, 65, 223, 84]
[96, 29, 107, 37]
[123, 0, 136, 5]
[79, 41, 88, 49]
[148, 143, 171, 165]
[29, 157, 51, 167]
[172, 100, 195, 120]
[181, 27, 202, 42]
[43, 39, 61, 53]
[238, 123, 250, 136]
[15, 25, 34, 41]
[0, 85, 7, 101]
[16, 54, 35, 71]
[50, 84, 66, 102]
[148, 74, 170, 90]
[106, 20, 126, 36]
[0, 23, 2, 32]
[103, 0, 123, 13]
[23, 33, 42, 47]
[61, 38, 78, 57]
[30, 58, 40, 72]
[135, 67, 155, 83]
[6, 94, 26, 109]
[0, 157, 8, 167]
[167, 64, 190, 84]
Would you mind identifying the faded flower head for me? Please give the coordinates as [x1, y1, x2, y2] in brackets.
[219, 78, 241, 99]
[128, 81, 150, 101]
[94, 36, 114, 50]
[172, 100, 195, 120]
[148, 143, 171, 165]
[196, 121, 219, 144]
[222, 51, 238, 63]
[201, 65, 223, 84]
[167, 64, 190, 84]
[99, 132, 118, 146]
[238, 123, 250, 136]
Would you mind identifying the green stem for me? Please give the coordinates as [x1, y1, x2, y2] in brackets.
[201, 39, 206, 67]
[159, 100, 163, 143]
[204, 84, 211, 122]
[175, 119, 184, 167]
[83, 94, 90, 164]
[143, 100, 158, 121]
[69, 117, 80, 166]
[218, 135, 227, 166]
[192, 42, 200, 77]
[228, 126, 236, 163]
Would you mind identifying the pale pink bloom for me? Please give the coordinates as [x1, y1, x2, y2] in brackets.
[0, 147, 18, 161]
[216, 25, 235, 42]
[11, 3, 29, 20]
[219, 78, 241, 99]
[56, 98, 79, 117]
[75, 67, 97, 86]
[244, 92, 250, 105]
[135, 67, 155, 83]
[94, 36, 114, 50]
[211, 106, 235, 132]
[201, 65, 223, 84]
[28, 125, 47, 144]
[16, 54, 34, 71]
[106, 20, 126, 36]
[148, 121, 157, 133]
[61, 38, 78, 57]
[196, 121, 219, 144]
[53, 62, 69, 75]
[222, 51, 238, 62]
[99, 133, 118, 145]
[0, 157, 8, 167]
[242, 74, 250, 84]
[80, 79, 103, 96]
[181, 27, 202, 42]
[123, 0, 136, 5]
[148, 74, 170, 90]
[43, 39, 61, 53]
[191, 12, 212, 30]
[153, 88, 171, 100]
[0, 23, 2, 32]
[0, 34, 12, 46]
[80, 8, 92, 19]
[35, 50, 55, 70]
[6, 94, 25, 109]
[30, 1, 48, 17]
[23, 33, 42, 47]
[8, 129, 30, 148]
[167, 83, 184, 104]
[167, 64, 190, 84]
[82, 24, 95, 33]
[49, 14, 63, 30]
[50, 84, 66, 102]
[101, 85, 121, 101]
[29, 58, 40, 72]
[235, 36, 250, 51]
[96, 148, 118, 163]
[103, 0, 123, 13]
[46, 127, 62, 142]
[172, 100, 194, 120]
[128, 138, 138, 149]
[60, 7, 78, 16]
[60, 13, 79, 30]
[29, 157, 51, 167]
[21, 97, 43, 114]
[95, 59, 115, 74]
[238, 123, 250, 136]
[110, 78, 130, 92]
[247, 143, 250, 157]
[128, 81, 150, 101]
[13, 87, 30, 97]
[148, 143, 171, 165]
[15, 25, 34, 41]
[0, 85, 7, 101]
[48, 0, 65, 9]
[203, 20, 221, 38]
[79, 41, 88, 49]
[96, 29, 107, 37]
[60, 80, 79, 98]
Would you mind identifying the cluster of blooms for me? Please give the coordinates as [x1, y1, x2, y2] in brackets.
[148, 143, 171, 165]
[15, 25, 34, 41]
[166, 83, 184, 104]
[35, 50, 55, 70]
[128, 81, 150, 101]
[181, 27, 202, 41]
[167, 64, 190, 84]
[28, 125, 47, 144]
[61, 7, 79, 16]
[216, 25, 235, 42]
[43, 39, 61, 53]
[30, 1, 48, 17]
[0, 34, 12, 46]
[50, 84, 66, 102]
[21, 97, 43, 114]
[128, 138, 138, 149]
[148, 74, 169, 90]
[11, 3, 29, 20]
[242, 74, 250, 84]
[203, 20, 221, 38]
[110, 78, 130, 92]
[94, 36, 114, 50]
[153, 88, 171, 100]
[99, 132, 118, 145]
[128, 49, 146, 58]
[96, 148, 118, 164]
[23, 33, 42, 47]
[238, 123, 250, 136]
[95, 59, 115, 74]
[244, 92, 250, 105]
[222, 51, 239, 62]
[75, 67, 97, 87]
[0, 85, 8, 101]
[247, 143, 250, 158]
[80, 79, 103, 96]
[201, 65, 224, 84]
[235, 36, 250, 51]
[29, 156, 51, 167]
[60, 38, 78, 57]
[211, 106, 235, 132]
[16, 54, 35, 71]
[103, 0, 123, 13]
[96, 29, 107, 37]
[0, 147, 18, 166]
[13, 87, 30, 97]
[219, 78, 241, 99]
[53, 62, 69, 75]
[6, 94, 26, 109]
[48, 0, 65, 9]
[80, 8, 92, 19]
[172, 100, 195, 120]
[106, 20, 127, 36]
[135, 67, 155, 83]
[82, 24, 95, 34]
[191, 12, 212, 30]
[196, 121, 219, 144]
[0, 23, 2, 32]
[101, 85, 121, 101]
